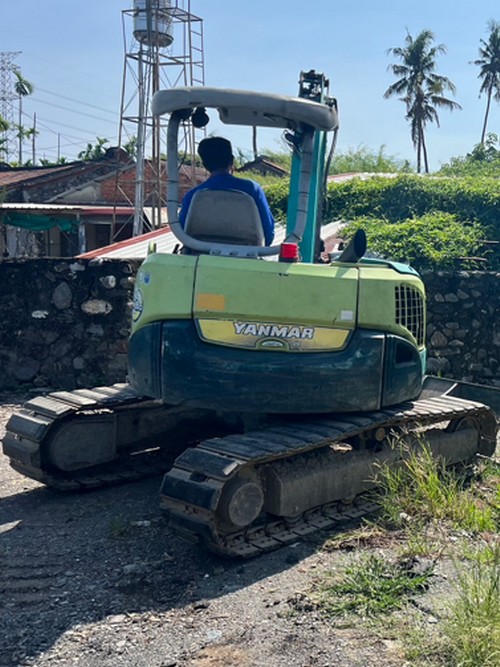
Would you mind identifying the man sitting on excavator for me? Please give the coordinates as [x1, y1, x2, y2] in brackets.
[178, 137, 275, 246]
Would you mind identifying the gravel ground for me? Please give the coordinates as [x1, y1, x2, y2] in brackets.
[0, 394, 497, 667]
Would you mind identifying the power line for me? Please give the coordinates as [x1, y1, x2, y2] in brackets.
[30, 96, 118, 125]
[35, 86, 118, 117]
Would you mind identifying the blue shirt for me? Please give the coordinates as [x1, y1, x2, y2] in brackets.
[178, 172, 275, 246]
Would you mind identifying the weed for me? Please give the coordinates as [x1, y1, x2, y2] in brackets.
[375, 437, 497, 533]
[397, 521, 446, 560]
[321, 524, 390, 552]
[461, 540, 500, 565]
[442, 543, 500, 666]
[316, 553, 433, 619]
[109, 516, 133, 538]
[400, 544, 500, 667]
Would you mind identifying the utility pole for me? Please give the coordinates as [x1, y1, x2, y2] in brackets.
[32, 112, 36, 164]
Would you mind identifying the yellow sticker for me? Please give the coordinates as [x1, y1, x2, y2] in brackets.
[195, 294, 226, 311]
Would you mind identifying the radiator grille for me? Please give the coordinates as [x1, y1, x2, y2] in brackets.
[395, 285, 425, 347]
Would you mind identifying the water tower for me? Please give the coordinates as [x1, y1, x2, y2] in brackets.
[133, 0, 174, 47]
[118, 0, 205, 238]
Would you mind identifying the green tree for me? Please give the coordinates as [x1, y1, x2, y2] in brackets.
[78, 136, 109, 161]
[13, 69, 34, 164]
[439, 132, 500, 176]
[384, 29, 461, 173]
[472, 20, 500, 145]
[123, 136, 138, 159]
[329, 145, 413, 174]
[39, 156, 68, 166]
[0, 115, 9, 157]
[13, 125, 38, 166]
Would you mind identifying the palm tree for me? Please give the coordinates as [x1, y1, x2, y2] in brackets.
[78, 136, 109, 161]
[13, 69, 34, 163]
[384, 30, 461, 173]
[472, 20, 500, 145]
[0, 115, 9, 158]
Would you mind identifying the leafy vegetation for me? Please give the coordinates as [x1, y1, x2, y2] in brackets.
[264, 172, 500, 268]
[322, 174, 500, 232]
[443, 543, 500, 667]
[251, 144, 412, 179]
[328, 145, 413, 175]
[316, 553, 433, 618]
[342, 212, 486, 271]
[78, 136, 110, 161]
[293, 435, 500, 665]
[373, 441, 499, 664]
[375, 438, 498, 533]
[439, 133, 500, 177]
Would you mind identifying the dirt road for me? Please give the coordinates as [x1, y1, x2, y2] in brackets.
[0, 394, 418, 667]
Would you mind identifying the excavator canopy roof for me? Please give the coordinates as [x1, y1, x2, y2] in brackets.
[152, 86, 338, 132]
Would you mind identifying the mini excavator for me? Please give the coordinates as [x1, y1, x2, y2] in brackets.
[3, 71, 499, 556]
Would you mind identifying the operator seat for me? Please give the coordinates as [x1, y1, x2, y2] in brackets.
[184, 189, 265, 246]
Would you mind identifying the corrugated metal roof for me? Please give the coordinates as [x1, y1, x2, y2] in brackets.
[78, 221, 345, 260]
[0, 203, 134, 216]
[0, 164, 77, 187]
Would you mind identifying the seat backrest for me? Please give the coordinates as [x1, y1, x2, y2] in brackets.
[184, 189, 265, 246]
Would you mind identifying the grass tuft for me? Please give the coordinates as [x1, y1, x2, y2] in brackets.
[375, 437, 498, 533]
[316, 553, 433, 618]
[109, 516, 133, 538]
[442, 543, 500, 667]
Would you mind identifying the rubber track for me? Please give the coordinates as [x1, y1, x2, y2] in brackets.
[3, 384, 176, 490]
[161, 394, 498, 557]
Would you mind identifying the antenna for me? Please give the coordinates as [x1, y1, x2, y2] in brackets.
[117, 0, 205, 238]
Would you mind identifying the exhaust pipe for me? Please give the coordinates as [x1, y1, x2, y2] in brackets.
[338, 229, 367, 263]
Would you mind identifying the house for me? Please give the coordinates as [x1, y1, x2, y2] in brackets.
[237, 155, 288, 178]
[0, 148, 205, 258]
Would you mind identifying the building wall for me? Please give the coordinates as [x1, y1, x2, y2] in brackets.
[0, 260, 498, 392]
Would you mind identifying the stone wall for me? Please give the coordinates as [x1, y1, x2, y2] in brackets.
[0, 260, 498, 392]
[423, 270, 499, 386]
[0, 258, 141, 392]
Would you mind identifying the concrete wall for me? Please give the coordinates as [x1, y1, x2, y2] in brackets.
[0, 260, 498, 392]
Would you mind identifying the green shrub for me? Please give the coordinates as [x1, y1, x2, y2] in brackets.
[262, 177, 290, 223]
[263, 173, 500, 267]
[324, 175, 500, 240]
[329, 145, 413, 175]
[343, 212, 486, 271]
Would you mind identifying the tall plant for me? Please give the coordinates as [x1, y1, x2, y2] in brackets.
[13, 69, 34, 164]
[472, 20, 500, 145]
[384, 30, 461, 173]
[0, 115, 9, 158]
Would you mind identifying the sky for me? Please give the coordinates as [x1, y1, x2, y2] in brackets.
[0, 0, 499, 171]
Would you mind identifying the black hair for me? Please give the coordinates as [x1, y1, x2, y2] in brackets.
[198, 137, 234, 172]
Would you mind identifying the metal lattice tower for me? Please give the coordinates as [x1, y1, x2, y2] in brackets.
[0, 52, 21, 162]
[117, 0, 205, 238]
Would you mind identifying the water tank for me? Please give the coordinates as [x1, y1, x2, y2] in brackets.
[133, 0, 174, 47]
